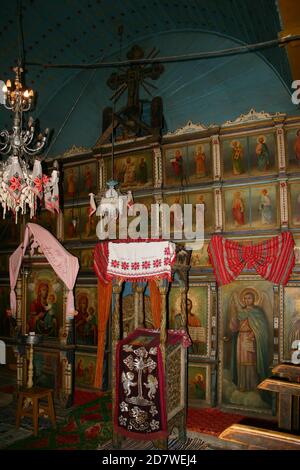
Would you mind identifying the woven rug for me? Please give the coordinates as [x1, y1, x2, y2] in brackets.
[98, 433, 210, 450]
[0, 423, 32, 449]
[0, 385, 274, 450]
[5, 393, 112, 450]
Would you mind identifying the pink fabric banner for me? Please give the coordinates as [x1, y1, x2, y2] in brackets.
[9, 223, 79, 317]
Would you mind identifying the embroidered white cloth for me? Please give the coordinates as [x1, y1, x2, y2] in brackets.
[107, 241, 176, 281]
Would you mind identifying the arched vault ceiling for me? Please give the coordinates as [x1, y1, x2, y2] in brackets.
[0, 0, 298, 156]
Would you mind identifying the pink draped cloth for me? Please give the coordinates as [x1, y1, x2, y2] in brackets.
[9, 223, 79, 317]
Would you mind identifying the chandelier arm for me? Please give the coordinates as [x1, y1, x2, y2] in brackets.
[21, 103, 31, 112]
[0, 129, 10, 137]
[3, 103, 13, 111]
[22, 130, 35, 145]
[0, 145, 12, 154]
[0, 130, 10, 143]
[23, 144, 45, 155]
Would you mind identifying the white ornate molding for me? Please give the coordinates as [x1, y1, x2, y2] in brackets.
[164, 110, 287, 137]
[99, 158, 105, 190]
[222, 108, 286, 127]
[214, 186, 223, 232]
[164, 120, 216, 137]
[153, 147, 162, 188]
[279, 179, 289, 228]
[276, 125, 286, 172]
[211, 134, 221, 181]
[62, 144, 91, 158]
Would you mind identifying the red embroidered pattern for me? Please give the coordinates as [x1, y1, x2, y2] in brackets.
[94, 240, 176, 283]
[9, 176, 22, 192]
[131, 262, 140, 270]
[34, 176, 43, 193]
[142, 261, 151, 269]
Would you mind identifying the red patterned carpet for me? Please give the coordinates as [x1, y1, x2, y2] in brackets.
[73, 389, 105, 406]
[1, 387, 277, 446]
[76, 392, 253, 437]
[187, 407, 245, 436]
[73, 392, 256, 438]
[187, 407, 277, 436]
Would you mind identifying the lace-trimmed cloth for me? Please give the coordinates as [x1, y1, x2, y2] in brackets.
[94, 239, 176, 283]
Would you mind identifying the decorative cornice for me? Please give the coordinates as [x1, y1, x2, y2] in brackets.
[221, 108, 286, 127]
[164, 120, 216, 137]
[62, 144, 91, 158]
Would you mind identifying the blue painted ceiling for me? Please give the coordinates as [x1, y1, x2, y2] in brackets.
[0, 0, 298, 157]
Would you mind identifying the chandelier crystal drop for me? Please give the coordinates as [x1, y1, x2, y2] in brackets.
[97, 179, 133, 220]
[0, 66, 59, 222]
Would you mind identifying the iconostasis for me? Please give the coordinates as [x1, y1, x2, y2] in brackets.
[1, 110, 300, 414]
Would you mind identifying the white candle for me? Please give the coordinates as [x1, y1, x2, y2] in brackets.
[29, 332, 35, 336]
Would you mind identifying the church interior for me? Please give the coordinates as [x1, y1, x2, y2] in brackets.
[1, 0, 300, 452]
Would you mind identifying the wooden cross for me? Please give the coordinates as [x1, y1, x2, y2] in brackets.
[107, 45, 164, 113]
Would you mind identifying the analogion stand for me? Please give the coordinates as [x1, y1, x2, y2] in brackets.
[110, 245, 191, 449]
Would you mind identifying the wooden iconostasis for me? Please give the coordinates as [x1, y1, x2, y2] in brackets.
[1, 111, 300, 414]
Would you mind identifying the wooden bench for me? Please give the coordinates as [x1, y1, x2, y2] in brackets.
[219, 423, 300, 450]
[258, 377, 300, 431]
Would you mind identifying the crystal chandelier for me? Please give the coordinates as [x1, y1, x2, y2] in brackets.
[0, 66, 59, 221]
[90, 107, 133, 227]
[96, 179, 133, 219]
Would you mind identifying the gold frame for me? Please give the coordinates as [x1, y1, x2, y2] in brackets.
[187, 362, 211, 406]
[162, 138, 213, 188]
[222, 182, 280, 232]
[103, 147, 155, 192]
[287, 180, 300, 228]
[220, 128, 278, 179]
[75, 350, 97, 390]
[74, 283, 98, 347]
[21, 258, 67, 343]
[279, 282, 300, 362]
[217, 274, 276, 413]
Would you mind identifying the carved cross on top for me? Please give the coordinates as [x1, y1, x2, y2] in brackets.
[107, 45, 164, 112]
[97, 45, 165, 145]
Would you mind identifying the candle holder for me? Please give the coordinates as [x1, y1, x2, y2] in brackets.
[21, 333, 41, 389]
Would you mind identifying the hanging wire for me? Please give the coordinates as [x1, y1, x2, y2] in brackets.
[111, 101, 115, 181]
[25, 34, 300, 70]
[44, 70, 97, 157]
[111, 25, 123, 182]
[17, 0, 25, 67]
[118, 25, 124, 63]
